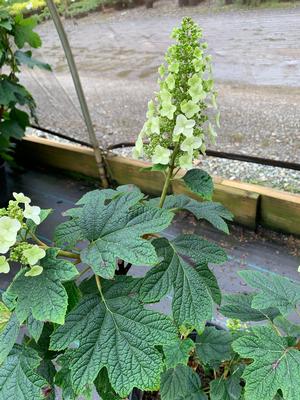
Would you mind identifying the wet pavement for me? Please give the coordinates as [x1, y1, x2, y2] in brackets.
[20, 2, 300, 163]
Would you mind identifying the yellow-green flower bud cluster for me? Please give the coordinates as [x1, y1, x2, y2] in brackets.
[0, 193, 44, 277]
[133, 17, 219, 170]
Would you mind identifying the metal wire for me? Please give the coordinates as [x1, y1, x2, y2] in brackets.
[31, 125, 300, 172]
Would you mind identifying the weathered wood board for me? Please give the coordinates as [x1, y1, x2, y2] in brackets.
[17, 137, 300, 235]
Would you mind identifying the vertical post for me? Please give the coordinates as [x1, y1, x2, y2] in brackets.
[45, 0, 109, 188]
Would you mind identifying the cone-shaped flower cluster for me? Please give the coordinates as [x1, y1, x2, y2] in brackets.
[133, 17, 220, 169]
[0, 193, 45, 276]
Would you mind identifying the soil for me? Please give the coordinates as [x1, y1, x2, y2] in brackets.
[19, 0, 300, 164]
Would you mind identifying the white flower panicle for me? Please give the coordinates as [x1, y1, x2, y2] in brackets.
[133, 17, 219, 170]
[0, 216, 21, 254]
[0, 193, 44, 277]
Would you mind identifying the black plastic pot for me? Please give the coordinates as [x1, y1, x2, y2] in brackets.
[0, 157, 8, 208]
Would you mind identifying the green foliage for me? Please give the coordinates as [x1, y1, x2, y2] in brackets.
[164, 337, 195, 369]
[220, 292, 280, 321]
[149, 194, 233, 233]
[140, 237, 225, 332]
[1, 16, 299, 400]
[195, 326, 233, 364]
[239, 270, 300, 315]
[50, 282, 177, 396]
[210, 366, 243, 400]
[0, 9, 48, 160]
[6, 248, 78, 324]
[0, 345, 50, 399]
[183, 168, 214, 200]
[233, 326, 300, 400]
[0, 312, 19, 364]
[160, 364, 207, 400]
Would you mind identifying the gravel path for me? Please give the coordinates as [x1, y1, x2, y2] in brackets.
[21, 1, 300, 192]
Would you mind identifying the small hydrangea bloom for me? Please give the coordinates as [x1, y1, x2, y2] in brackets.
[149, 117, 160, 134]
[13, 192, 31, 205]
[132, 135, 144, 159]
[188, 84, 206, 102]
[173, 114, 195, 141]
[24, 205, 41, 225]
[151, 145, 171, 165]
[0, 216, 21, 241]
[23, 245, 46, 266]
[165, 74, 175, 90]
[179, 153, 193, 170]
[159, 89, 172, 103]
[0, 256, 10, 274]
[181, 100, 200, 119]
[180, 135, 202, 154]
[160, 102, 176, 120]
[168, 62, 179, 73]
[192, 58, 203, 72]
[25, 265, 43, 277]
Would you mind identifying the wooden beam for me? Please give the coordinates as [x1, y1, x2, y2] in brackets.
[20, 136, 98, 178]
[106, 156, 166, 195]
[219, 180, 300, 235]
[17, 136, 300, 235]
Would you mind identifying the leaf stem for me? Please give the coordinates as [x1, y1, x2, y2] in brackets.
[158, 143, 180, 208]
[31, 232, 81, 260]
[77, 265, 91, 279]
[31, 232, 46, 247]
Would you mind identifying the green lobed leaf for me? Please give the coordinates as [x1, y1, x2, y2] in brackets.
[0, 108, 29, 140]
[232, 326, 300, 400]
[58, 190, 173, 279]
[55, 351, 79, 400]
[210, 366, 243, 400]
[94, 368, 122, 400]
[6, 248, 78, 324]
[27, 314, 44, 342]
[239, 270, 300, 315]
[54, 219, 84, 249]
[140, 237, 224, 332]
[0, 345, 50, 400]
[273, 316, 300, 337]
[220, 293, 280, 322]
[196, 326, 233, 364]
[15, 50, 51, 70]
[173, 234, 228, 265]
[37, 359, 56, 400]
[164, 338, 195, 369]
[160, 364, 207, 400]
[50, 279, 177, 397]
[0, 77, 34, 107]
[13, 14, 42, 48]
[195, 263, 222, 305]
[149, 194, 233, 233]
[182, 169, 214, 200]
[0, 313, 19, 365]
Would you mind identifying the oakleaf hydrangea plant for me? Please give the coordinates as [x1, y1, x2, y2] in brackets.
[0, 17, 299, 400]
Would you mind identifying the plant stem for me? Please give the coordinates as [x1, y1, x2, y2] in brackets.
[58, 249, 81, 260]
[31, 232, 46, 247]
[31, 232, 81, 260]
[77, 266, 91, 279]
[158, 143, 180, 208]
